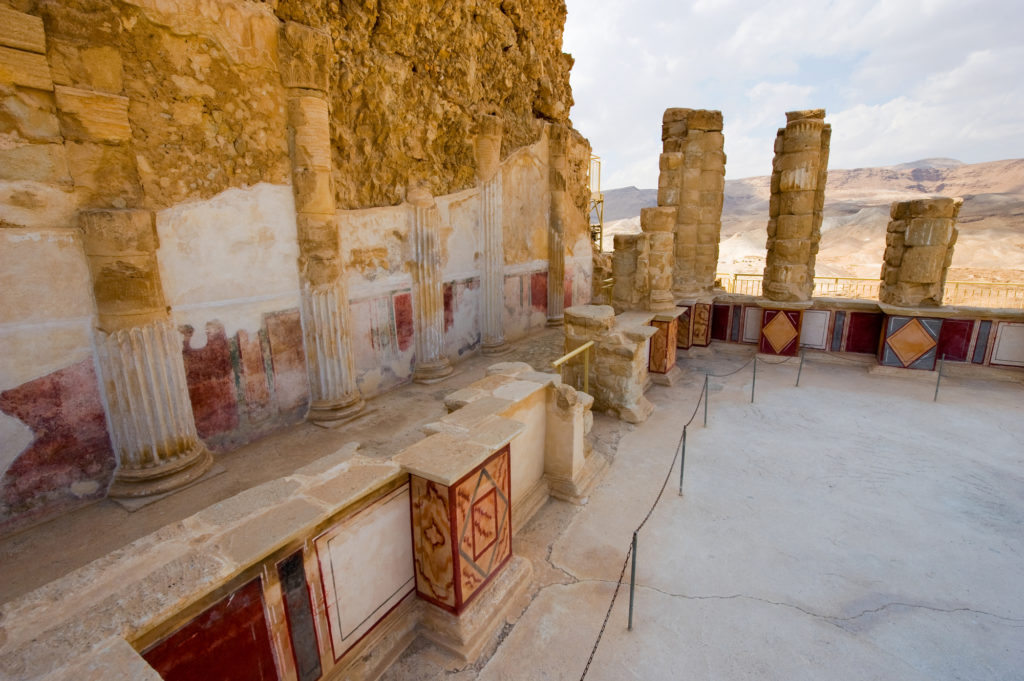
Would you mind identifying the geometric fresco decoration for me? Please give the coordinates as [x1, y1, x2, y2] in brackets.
[410, 445, 512, 615]
[799, 310, 830, 350]
[690, 303, 712, 347]
[881, 316, 942, 370]
[759, 309, 801, 356]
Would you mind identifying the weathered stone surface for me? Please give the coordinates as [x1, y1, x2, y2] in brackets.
[880, 197, 961, 306]
[0, 6, 46, 55]
[0, 45, 52, 91]
[54, 86, 131, 143]
[278, 21, 332, 91]
[79, 209, 157, 256]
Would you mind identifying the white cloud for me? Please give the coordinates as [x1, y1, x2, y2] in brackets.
[564, 0, 1024, 184]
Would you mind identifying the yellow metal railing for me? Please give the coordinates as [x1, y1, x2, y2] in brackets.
[715, 273, 1024, 309]
[552, 340, 595, 395]
[588, 154, 604, 250]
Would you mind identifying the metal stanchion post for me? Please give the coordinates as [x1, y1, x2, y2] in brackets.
[678, 426, 687, 496]
[703, 373, 709, 427]
[628, 531, 637, 631]
[796, 348, 805, 387]
[934, 355, 944, 402]
[751, 355, 757, 403]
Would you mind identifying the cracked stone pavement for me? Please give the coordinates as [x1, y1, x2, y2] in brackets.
[383, 348, 1024, 680]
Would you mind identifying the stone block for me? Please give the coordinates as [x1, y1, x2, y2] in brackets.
[1, 86, 61, 141]
[565, 304, 615, 331]
[300, 253, 342, 287]
[699, 169, 724, 192]
[63, 141, 141, 205]
[296, 212, 340, 257]
[657, 186, 679, 206]
[786, 108, 826, 123]
[0, 45, 52, 91]
[905, 218, 953, 247]
[907, 197, 961, 219]
[287, 95, 332, 169]
[0, 140, 70, 183]
[292, 167, 335, 214]
[677, 203, 700, 224]
[663, 107, 691, 124]
[659, 152, 683, 171]
[54, 86, 131, 143]
[661, 119, 688, 140]
[899, 246, 946, 283]
[775, 214, 813, 240]
[278, 22, 331, 91]
[701, 150, 725, 170]
[780, 190, 815, 215]
[79, 209, 157, 256]
[0, 7, 46, 54]
[773, 238, 811, 262]
[683, 149, 704, 168]
[686, 109, 723, 131]
[86, 253, 167, 318]
[641, 206, 676, 232]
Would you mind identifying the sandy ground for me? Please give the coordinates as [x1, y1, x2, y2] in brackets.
[385, 346, 1024, 680]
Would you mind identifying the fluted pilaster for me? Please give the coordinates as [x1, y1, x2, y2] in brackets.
[548, 124, 568, 325]
[409, 184, 453, 383]
[476, 114, 508, 355]
[96, 320, 212, 497]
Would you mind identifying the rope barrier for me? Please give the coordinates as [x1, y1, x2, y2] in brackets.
[578, 378, 706, 680]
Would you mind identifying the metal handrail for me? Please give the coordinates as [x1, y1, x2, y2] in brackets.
[552, 340, 595, 395]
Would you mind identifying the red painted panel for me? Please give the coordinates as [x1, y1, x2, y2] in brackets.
[393, 292, 414, 352]
[564, 273, 573, 310]
[266, 310, 310, 413]
[182, 322, 239, 438]
[443, 283, 454, 333]
[238, 329, 272, 420]
[531, 272, 547, 313]
[710, 304, 731, 341]
[846, 312, 884, 354]
[758, 310, 802, 357]
[144, 578, 279, 681]
[937, 319, 973, 363]
[0, 359, 114, 534]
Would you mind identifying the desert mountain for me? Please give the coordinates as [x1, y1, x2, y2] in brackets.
[599, 158, 1024, 283]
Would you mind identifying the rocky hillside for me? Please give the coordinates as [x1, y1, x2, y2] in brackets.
[601, 158, 1024, 282]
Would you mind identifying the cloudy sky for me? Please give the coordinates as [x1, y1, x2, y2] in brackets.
[563, 0, 1024, 188]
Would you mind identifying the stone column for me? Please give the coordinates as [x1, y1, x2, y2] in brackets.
[475, 115, 508, 355]
[280, 22, 363, 424]
[547, 124, 569, 325]
[80, 209, 212, 498]
[880, 198, 962, 307]
[409, 183, 454, 383]
[658, 109, 726, 298]
[641, 206, 677, 310]
[610, 233, 649, 313]
[763, 109, 831, 302]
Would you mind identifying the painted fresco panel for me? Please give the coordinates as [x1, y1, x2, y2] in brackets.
[831, 311, 847, 352]
[800, 310, 830, 350]
[690, 303, 712, 347]
[676, 305, 692, 349]
[742, 306, 761, 344]
[410, 475, 455, 609]
[453, 446, 511, 607]
[710, 304, 730, 341]
[972, 320, 993, 364]
[277, 551, 322, 681]
[880, 316, 941, 370]
[649, 317, 678, 374]
[846, 312, 883, 355]
[759, 310, 801, 357]
[991, 322, 1024, 367]
[143, 577, 279, 681]
[937, 319, 973, 363]
[316, 485, 414, 662]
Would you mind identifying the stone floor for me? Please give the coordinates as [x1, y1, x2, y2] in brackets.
[384, 345, 1024, 681]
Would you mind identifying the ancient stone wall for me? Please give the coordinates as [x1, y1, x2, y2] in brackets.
[880, 198, 962, 307]
[0, 0, 588, 533]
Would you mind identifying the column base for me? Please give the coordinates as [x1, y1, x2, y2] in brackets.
[413, 358, 454, 384]
[308, 393, 365, 427]
[107, 443, 214, 499]
[481, 339, 512, 356]
[546, 316, 564, 327]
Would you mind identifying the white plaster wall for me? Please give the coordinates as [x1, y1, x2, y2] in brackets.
[502, 142, 550, 266]
[0, 228, 97, 475]
[156, 183, 301, 346]
[437, 188, 480, 282]
[0, 182, 78, 232]
[497, 384, 547, 508]
[339, 204, 412, 298]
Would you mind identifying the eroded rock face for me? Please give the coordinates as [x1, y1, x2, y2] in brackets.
[31, 0, 576, 212]
[275, 0, 576, 209]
